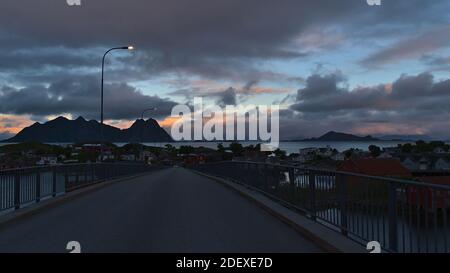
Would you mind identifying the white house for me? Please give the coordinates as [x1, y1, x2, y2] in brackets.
[295, 148, 317, 162]
[299, 148, 317, 156]
[36, 155, 58, 166]
[316, 146, 333, 158]
[434, 147, 449, 154]
[331, 153, 345, 161]
[418, 157, 431, 171]
[402, 157, 418, 171]
[140, 150, 156, 163]
[121, 154, 136, 161]
[434, 158, 450, 170]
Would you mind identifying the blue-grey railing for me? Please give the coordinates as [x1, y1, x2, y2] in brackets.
[0, 163, 162, 213]
[192, 161, 450, 253]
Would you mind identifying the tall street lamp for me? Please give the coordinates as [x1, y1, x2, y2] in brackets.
[100, 46, 134, 161]
[140, 107, 157, 162]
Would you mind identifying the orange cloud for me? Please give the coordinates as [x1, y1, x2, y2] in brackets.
[353, 123, 426, 136]
[0, 115, 34, 134]
[105, 119, 134, 130]
[246, 86, 291, 95]
[158, 116, 181, 129]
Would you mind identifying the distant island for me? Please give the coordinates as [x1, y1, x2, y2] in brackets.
[301, 131, 380, 142]
[2, 116, 173, 143]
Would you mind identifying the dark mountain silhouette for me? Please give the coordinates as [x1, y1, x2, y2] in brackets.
[2, 116, 173, 143]
[302, 131, 379, 142]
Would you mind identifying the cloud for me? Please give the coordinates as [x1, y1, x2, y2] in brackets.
[2, 0, 450, 139]
[216, 87, 237, 107]
[361, 27, 450, 67]
[288, 71, 450, 138]
[0, 76, 178, 120]
[4, 0, 442, 82]
[0, 115, 34, 139]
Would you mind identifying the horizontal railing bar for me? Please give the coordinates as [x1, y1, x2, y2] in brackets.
[227, 160, 450, 190]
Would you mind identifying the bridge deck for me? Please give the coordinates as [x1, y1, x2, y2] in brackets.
[0, 168, 322, 253]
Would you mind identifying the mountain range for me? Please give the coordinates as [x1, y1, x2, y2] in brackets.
[301, 131, 379, 142]
[2, 116, 173, 143]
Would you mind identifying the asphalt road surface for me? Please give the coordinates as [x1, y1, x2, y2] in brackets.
[0, 168, 323, 253]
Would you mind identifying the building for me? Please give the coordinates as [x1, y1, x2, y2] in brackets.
[316, 146, 333, 158]
[299, 148, 316, 155]
[434, 147, 449, 154]
[418, 157, 432, 171]
[382, 147, 401, 154]
[98, 148, 115, 161]
[140, 150, 156, 163]
[331, 153, 345, 161]
[401, 157, 418, 171]
[181, 154, 206, 166]
[377, 152, 393, 159]
[296, 148, 318, 162]
[36, 155, 58, 166]
[121, 154, 136, 161]
[401, 155, 450, 171]
[434, 157, 450, 170]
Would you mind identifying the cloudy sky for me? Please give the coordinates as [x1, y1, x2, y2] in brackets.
[0, 0, 450, 140]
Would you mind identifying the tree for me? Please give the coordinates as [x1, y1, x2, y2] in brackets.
[217, 143, 225, 153]
[164, 144, 177, 157]
[444, 145, 450, 153]
[273, 148, 287, 159]
[229, 142, 244, 156]
[344, 149, 353, 159]
[400, 143, 413, 153]
[368, 145, 381, 158]
[178, 145, 194, 155]
[415, 141, 433, 153]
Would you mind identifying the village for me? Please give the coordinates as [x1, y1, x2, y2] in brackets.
[1, 140, 449, 185]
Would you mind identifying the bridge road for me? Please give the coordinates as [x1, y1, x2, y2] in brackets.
[0, 168, 323, 253]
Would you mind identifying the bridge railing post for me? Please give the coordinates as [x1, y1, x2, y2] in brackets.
[309, 171, 317, 220]
[337, 173, 348, 236]
[36, 170, 41, 203]
[91, 164, 95, 182]
[75, 166, 79, 187]
[14, 172, 21, 210]
[264, 164, 269, 192]
[64, 166, 69, 191]
[388, 182, 399, 252]
[52, 168, 57, 197]
[288, 168, 296, 204]
[84, 165, 88, 184]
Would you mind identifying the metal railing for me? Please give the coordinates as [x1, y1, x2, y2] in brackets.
[0, 163, 162, 213]
[191, 161, 450, 253]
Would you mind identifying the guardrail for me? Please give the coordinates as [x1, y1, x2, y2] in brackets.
[191, 161, 450, 253]
[0, 163, 162, 213]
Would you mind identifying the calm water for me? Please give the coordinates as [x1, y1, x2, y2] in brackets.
[0, 141, 415, 154]
[134, 141, 414, 154]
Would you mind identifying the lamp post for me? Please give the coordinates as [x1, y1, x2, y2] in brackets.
[100, 46, 134, 162]
[140, 107, 157, 162]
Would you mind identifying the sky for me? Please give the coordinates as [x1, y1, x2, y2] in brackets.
[0, 0, 450, 140]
